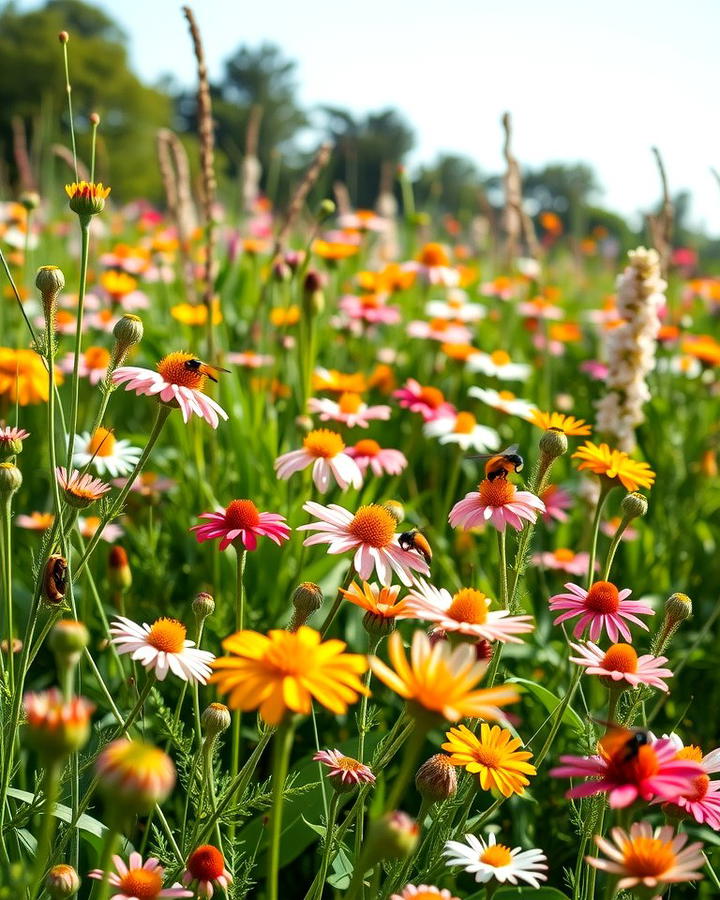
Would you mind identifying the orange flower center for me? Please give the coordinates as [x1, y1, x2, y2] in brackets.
[498, 390, 517, 400]
[621, 837, 676, 878]
[470, 743, 502, 768]
[84, 346, 111, 368]
[335, 755, 366, 772]
[349, 505, 396, 548]
[225, 499, 261, 530]
[601, 643, 638, 673]
[87, 427, 116, 457]
[454, 412, 476, 434]
[490, 350, 511, 366]
[187, 844, 225, 880]
[56, 310, 74, 325]
[146, 618, 186, 654]
[684, 773, 710, 802]
[447, 588, 489, 625]
[553, 548, 575, 562]
[478, 478, 516, 507]
[429, 318, 450, 331]
[585, 581, 620, 613]
[676, 745, 704, 763]
[607, 744, 660, 782]
[480, 844, 513, 867]
[354, 439, 381, 457]
[156, 352, 205, 389]
[418, 386, 445, 408]
[419, 243, 450, 267]
[338, 392, 363, 414]
[118, 869, 163, 899]
[303, 429, 345, 458]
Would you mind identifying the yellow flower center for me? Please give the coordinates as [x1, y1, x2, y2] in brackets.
[419, 243, 450, 267]
[553, 548, 575, 562]
[600, 643, 638, 673]
[354, 439, 381, 457]
[156, 352, 205, 389]
[84, 346, 111, 368]
[585, 581, 620, 613]
[498, 390, 517, 400]
[118, 869, 163, 899]
[349, 505, 396, 548]
[338, 392, 363, 414]
[676, 745, 704, 762]
[478, 478, 516, 507]
[453, 412, 476, 434]
[303, 429, 345, 458]
[621, 837, 676, 878]
[146, 618, 186, 654]
[225, 499, 261, 530]
[429, 318, 450, 331]
[418, 386, 445, 408]
[335, 755, 365, 772]
[490, 350, 511, 366]
[447, 588, 489, 625]
[87, 427, 116, 457]
[480, 844, 513, 867]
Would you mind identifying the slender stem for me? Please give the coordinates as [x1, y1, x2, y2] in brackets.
[587, 482, 613, 588]
[1, 497, 13, 689]
[601, 517, 629, 581]
[533, 664, 583, 767]
[353, 636, 380, 868]
[497, 529, 508, 608]
[386, 722, 428, 811]
[61, 40, 79, 181]
[65, 220, 90, 473]
[30, 762, 61, 897]
[309, 791, 339, 900]
[319, 566, 354, 638]
[267, 719, 296, 900]
[108, 676, 154, 741]
[228, 546, 247, 845]
[91, 827, 118, 900]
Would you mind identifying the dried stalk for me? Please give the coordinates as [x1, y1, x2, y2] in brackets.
[12, 116, 35, 191]
[501, 112, 539, 263]
[273, 142, 332, 256]
[242, 104, 263, 213]
[50, 144, 89, 181]
[647, 146, 673, 277]
[156, 128, 198, 303]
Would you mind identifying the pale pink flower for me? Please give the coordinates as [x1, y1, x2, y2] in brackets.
[313, 749, 376, 788]
[601, 516, 639, 541]
[273, 429, 363, 493]
[191, 499, 290, 551]
[89, 852, 192, 899]
[540, 484, 572, 524]
[407, 319, 472, 344]
[548, 580, 654, 642]
[449, 479, 545, 533]
[297, 501, 430, 586]
[339, 293, 401, 325]
[338, 211, 389, 232]
[518, 298, 563, 319]
[391, 886, 460, 900]
[346, 439, 408, 476]
[59, 348, 110, 385]
[402, 260, 460, 287]
[226, 351, 274, 368]
[394, 378, 456, 422]
[657, 734, 720, 829]
[569, 641, 673, 691]
[533, 549, 594, 576]
[78, 516, 124, 543]
[0, 424, 30, 445]
[110, 616, 215, 684]
[580, 360, 609, 381]
[56, 467, 111, 503]
[308, 395, 391, 429]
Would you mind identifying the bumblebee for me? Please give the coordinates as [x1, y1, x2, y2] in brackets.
[598, 725, 650, 763]
[183, 358, 230, 383]
[398, 529, 432, 565]
[470, 444, 524, 481]
[42, 554, 68, 606]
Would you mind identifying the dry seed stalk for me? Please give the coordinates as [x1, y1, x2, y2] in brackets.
[156, 128, 197, 303]
[274, 142, 332, 255]
[647, 146, 673, 277]
[501, 111, 540, 263]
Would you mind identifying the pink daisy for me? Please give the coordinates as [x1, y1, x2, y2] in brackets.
[110, 616, 215, 684]
[226, 350, 274, 368]
[0, 424, 30, 447]
[191, 499, 291, 551]
[56, 467, 112, 505]
[401, 580, 534, 643]
[548, 580, 654, 642]
[111, 352, 229, 428]
[313, 748, 376, 790]
[449, 478, 545, 533]
[393, 378, 456, 422]
[346, 439, 408, 476]
[569, 641, 673, 691]
[551, 735, 703, 808]
[406, 319, 473, 344]
[533, 549, 595, 576]
[391, 887, 460, 900]
[339, 293, 401, 325]
[308, 393, 392, 428]
[78, 516, 124, 543]
[658, 734, 720, 829]
[274, 429, 363, 493]
[89, 852, 192, 900]
[540, 484, 572, 525]
[297, 501, 430, 586]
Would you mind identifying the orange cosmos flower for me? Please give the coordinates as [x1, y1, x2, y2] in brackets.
[0, 348, 61, 405]
[312, 239, 359, 261]
[527, 410, 592, 436]
[210, 625, 368, 725]
[572, 441, 655, 492]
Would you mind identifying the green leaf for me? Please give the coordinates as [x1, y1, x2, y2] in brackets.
[327, 847, 353, 889]
[507, 677, 584, 731]
[467, 888, 571, 900]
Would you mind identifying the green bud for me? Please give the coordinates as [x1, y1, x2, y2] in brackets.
[0, 462, 22, 497]
[45, 865, 80, 899]
[621, 491, 648, 521]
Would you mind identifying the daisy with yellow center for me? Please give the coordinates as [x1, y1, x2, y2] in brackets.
[423, 411, 500, 452]
[587, 822, 704, 891]
[443, 832, 548, 887]
[572, 440, 655, 491]
[369, 630, 519, 722]
[308, 391, 392, 428]
[274, 429, 363, 493]
[298, 501, 430, 586]
[526, 409, 592, 435]
[209, 625, 368, 725]
[55, 466, 111, 509]
[468, 386, 536, 419]
[442, 723, 536, 796]
[71, 426, 142, 477]
[449, 478, 545, 533]
[569, 641, 673, 691]
[467, 349, 531, 381]
[111, 352, 228, 428]
[89, 852, 191, 899]
[110, 616, 215, 683]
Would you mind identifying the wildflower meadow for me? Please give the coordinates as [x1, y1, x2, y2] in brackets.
[1, 6, 720, 900]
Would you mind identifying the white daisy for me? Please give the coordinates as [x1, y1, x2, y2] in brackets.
[466, 351, 532, 381]
[426, 291, 487, 322]
[443, 832, 548, 887]
[110, 616, 215, 684]
[468, 387, 537, 419]
[423, 412, 500, 452]
[71, 428, 142, 477]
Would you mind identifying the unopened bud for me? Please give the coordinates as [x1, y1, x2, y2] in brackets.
[111, 314, 144, 369]
[621, 492, 648, 521]
[365, 811, 419, 864]
[58, 31, 69, 44]
[539, 427, 568, 460]
[317, 199, 336, 221]
[362, 609, 396, 638]
[20, 191, 41, 212]
[108, 545, 132, 592]
[201, 702, 232, 738]
[48, 619, 89, 670]
[45, 864, 80, 898]
[89, 113, 100, 126]
[664, 592, 692, 626]
[193, 592, 215, 624]
[289, 582, 323, 631]
[0, 462, 22, 497]
[415, 754, 458, 803]
[381, 500, 404, 525]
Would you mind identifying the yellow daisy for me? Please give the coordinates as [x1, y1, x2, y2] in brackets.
[442, 723, 536, 796]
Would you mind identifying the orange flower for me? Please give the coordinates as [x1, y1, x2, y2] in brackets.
[270, 305, 300, 327]
[681, 334, 720, 366]
[528, 410, 592, 436]
[0, 348, 62, 406]
[572, 441, 655, 491]
[312, 368, 367, 394]
[100, 270, 137, 298]
[312, 239, 359, 261]
[171, 300, 223, 326]
[549, 322, 582, 343]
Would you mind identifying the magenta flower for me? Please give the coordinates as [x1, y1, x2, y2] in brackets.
[339, 293, 401, 325]
[548, 580, 654, 642]
[89, 852, 192, 899]
[569, 641, 673, 691]
[346, 439, 408, 476]
[657, 734, 720, 829]
[393, 378, 456, 422]
[540, 484, 572, 525]
[314, 748, 376, 790]
[449, 478, 545, 533]
[191, 499, 290, 551]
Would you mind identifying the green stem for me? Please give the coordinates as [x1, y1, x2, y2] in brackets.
[386, 722, 428, 811]
[0, 497, 13, 690]
[319, 566, 354, 638]
[91, 827, 118, 900]
[309, 792, 340, 900]
[267, 719, 296, 900]
[497, 529, 508, 608]
[62, 39, 79, 181]
[533, 664, 583, 768]
[353, 636, 379, 869]
[30, 762, 61, 897]
[587, 482, 613, 589]
[601, 517, 629, 581]
[65, 220, 90, 473]
[228, 546, 247, 845]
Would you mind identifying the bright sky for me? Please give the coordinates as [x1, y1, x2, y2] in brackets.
[20, 0, 720, 233]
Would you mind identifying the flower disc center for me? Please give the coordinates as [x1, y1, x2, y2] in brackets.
[225, 500, 261, 530]
[447, 588, 489, 625]
[349, 505, 396, 548]
[146, 618, 186, 654]
[600, 643, 638, 673]
[303, 429, 345, 458]
[585, 581, 621, 613]
[156, 352, 205, 389]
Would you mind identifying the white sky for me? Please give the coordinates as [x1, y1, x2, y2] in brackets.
[18, 0, 720, 233]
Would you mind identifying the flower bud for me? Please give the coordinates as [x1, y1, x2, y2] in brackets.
[45, 864, 80, 899]
[201, 702, 232, 738]
[317, 198, 336, 221]
[272, 260, 291, 283]
[23, 689, 94, 762]
[89, 112, 100, 127]
[538, 427, 568, 460]
[362, 609, 396, 638]
[381, 500, 404, 525]
[0, 426, 28, 460]
[96, 739, 176, 817]
[20, 191, 40, 212]
[0, 462, 22, 497]
[48, 619, 89, 671]
[364, 811, 419, 864]
[110, 314, 144, 369]
[664, 592, 692, 626]
[303, 270, 325, 316]
[415, 754, 458, 803]
[67, 181, 110, 218]
[58, 31, 69, 43]
[621, 491, 648, 521]
[289, 582, 323, 631]
[193, 591, 215, 624]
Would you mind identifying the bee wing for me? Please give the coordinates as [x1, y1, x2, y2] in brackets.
[465, 452, 498, 461]
[500, 444, 520, 455]
[465, 444, 518, 462]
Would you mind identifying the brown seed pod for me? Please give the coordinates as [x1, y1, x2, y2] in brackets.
[43, 555, 68, 605]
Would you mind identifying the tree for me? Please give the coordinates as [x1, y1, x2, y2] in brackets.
[414, 154, 487, 218]
[522, 162, 600, 236]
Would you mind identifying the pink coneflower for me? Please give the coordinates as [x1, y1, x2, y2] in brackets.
[586, 823, 704, 892]
[449, 479, 545, 533]
[423, 412, 500, 453]
[297, 501, 430, 586]
[191, 499, 291, 551]
[391, 886, 460, 900]
[601, 515, 639, 541]
[540, 484, 572, 524]
[533, 549, 594, 576]
[182, 845, 233, 899]
[402, 581, 534, 643]
[226, 350, 274, 368]
[569, 641, 672, 691]
[111, 352, 229, 428]
[78, 516, 124, 543]
[313, 748, 376, 790]
[394, 379, 456, 422]
[551, 735, 703, 808]
[56, 467, 111, 507]
[346, 439, 408, 476]
[59, 346, 111, 385]
[548, 580, 654, 642]
[659, 735, 720, 828]
[407, 319, 473, 344]
[110, 616, 215, 683]
[15, 512, 55, 531]
[89, 852, 192, 899]
[339, 293, 401, 325]
[0, 424, 30, 446]
[308, 393, 391, 429]
[274, 429, 363, 493]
